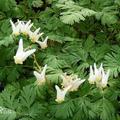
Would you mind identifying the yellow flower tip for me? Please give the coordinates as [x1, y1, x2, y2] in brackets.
[41, 44, 48, 49]
[89, 81, 95, 84]
[55, 99, 64, 103]
[35, 79, 46, 86]
[31, 37, 37, 43]
[12, 32, 20, 36]
[70, 88, 78, 92]
[22, 32, 29, 36]
[13, 56, 23, 64]
[88, 79, 95, 84]
[101, 84, 107, 89]
[96, 76, 102, 82]
[98, 85, 106, 90]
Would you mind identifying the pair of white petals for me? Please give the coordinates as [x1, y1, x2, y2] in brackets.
[55, 85, 71, 103]
[14, 38, 36, 64]
[33, 65, 47, 85]
[10, 20, 48, 49]
[88, 63, 110, 88]
[61, 73, 85, 92]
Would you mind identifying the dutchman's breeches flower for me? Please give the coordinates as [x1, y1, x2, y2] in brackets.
[61, 73, 74, 88]
[99, 69, 110, 88]
[69, 79, 85, 91]
[36, 36, 48, 49]
[94, 63, 103, 81]
[19, 20, 33, 35]
[55, 85, 71, 103]
[14, 38, 36, 64]
[34, 65, 47, 85]
[29, 28, 44, 43]
[10, 20, 21, 36]
[88, 65, 96, 84]
[61, 73, 85, 92]
[88, 63, 103, 84]
[88, 63, 110, 89]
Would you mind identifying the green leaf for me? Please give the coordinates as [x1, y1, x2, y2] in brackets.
[28, 103, 45, 119]
[0, 106, 16, 120]
[95, 98, 116, 120]
[101, 13, 118, 25]
[54, 100, 75, 119]
[104, 47, 120, 77]
[0, 36, 14, 47]
[0, 0, 16, 12]
[90, 44, 110, 62]
[44, 55, 67, 69]
[20, 85, 36, 108]
[47, 67, 63, 84]
[73, 97, 95, 120]
[32, 0, 43, 8]
[7, 67, 20, 82]
[0, 84, 19, 110]
[56, 1, 96, 25]
[84, 35, 95, 52]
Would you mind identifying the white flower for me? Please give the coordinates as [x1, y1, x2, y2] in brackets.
[36, 36, 48, 49]
[61, 73, 85, 91]
[99, 69, 110, 88]
[69, 79, 85, 91]
[94, 63, 103, 81]
[19, 20, 33, 35]
[61, 73, 73, 88]
[29, 28, 44, 43]
[88, 65, 96, 84]
[55, 85, 71, 103]
[10, 20, 21, 36]
[88, 63, 103, 84]
[34, 64, 47, 85]
[14, 38, 36, 64]
[10, 20, 33, 36]
[88, 63, 110, 89]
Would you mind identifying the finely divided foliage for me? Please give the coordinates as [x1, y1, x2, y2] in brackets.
[0, 0, 120, 120]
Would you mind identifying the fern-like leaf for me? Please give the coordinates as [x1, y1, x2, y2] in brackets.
[56, 1, 96, 25]
[104, 46, 120, 77]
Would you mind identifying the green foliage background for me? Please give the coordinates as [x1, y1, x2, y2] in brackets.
[0, 0, 120, 120]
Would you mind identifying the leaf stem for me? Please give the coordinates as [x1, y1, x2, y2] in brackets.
[33, 54, 41, 70]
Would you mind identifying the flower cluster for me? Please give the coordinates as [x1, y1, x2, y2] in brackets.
[88, 63, 110, 89]
[10, 20, 48, 49]
[11, 20, 110, 104]
[11, 20, 48, 89]
[61, 73, 85, 92]
[13, 38, 48, 85]
[55, 73, 85, 103]
[55, 63, 110, 103]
